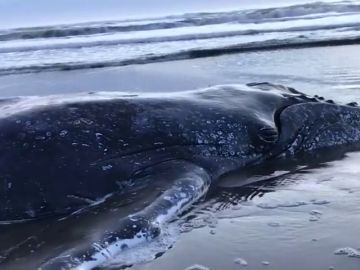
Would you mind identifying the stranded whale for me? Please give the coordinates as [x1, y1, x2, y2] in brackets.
[0, 83, 359, 269]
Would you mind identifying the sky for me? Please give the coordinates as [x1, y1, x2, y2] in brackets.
[0, 0, 338, 29]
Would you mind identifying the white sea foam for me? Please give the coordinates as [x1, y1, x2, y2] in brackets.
[0, 1, 359, 75]
[103, 224, 179, 269]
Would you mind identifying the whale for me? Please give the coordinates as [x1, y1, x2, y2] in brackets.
[0, 82, 360, 269]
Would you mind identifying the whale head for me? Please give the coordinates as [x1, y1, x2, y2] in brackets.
[243, 83, 360, 159]
[193, 83, 360, 176]
[273, 92, 360, 157]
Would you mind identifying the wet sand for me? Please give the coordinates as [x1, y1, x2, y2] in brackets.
[1, 44, 360, 102]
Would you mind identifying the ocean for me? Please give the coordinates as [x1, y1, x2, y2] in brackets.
[0, 1, 360, 270]
[0, 0, 360, 76]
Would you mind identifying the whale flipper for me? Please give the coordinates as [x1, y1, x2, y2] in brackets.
[41, 160, 211, 270]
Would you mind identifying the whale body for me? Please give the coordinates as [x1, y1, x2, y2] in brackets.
[0, 83, 359, 269]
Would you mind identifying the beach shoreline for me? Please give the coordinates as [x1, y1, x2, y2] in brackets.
[0, 44, 359, 100]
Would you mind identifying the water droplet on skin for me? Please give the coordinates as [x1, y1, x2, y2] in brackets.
[101, 164, 113, 171]
[73, 119, 81, 125]
[59, 130, 68, 137]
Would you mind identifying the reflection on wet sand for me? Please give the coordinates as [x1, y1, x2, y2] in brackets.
[1, 147, 360, 269]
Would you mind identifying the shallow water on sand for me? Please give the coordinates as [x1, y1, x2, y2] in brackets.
[0, 45, 360, 270]
[130, 151, 360, 270]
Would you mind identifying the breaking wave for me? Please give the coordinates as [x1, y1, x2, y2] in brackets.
[1, 1, 360, 76]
